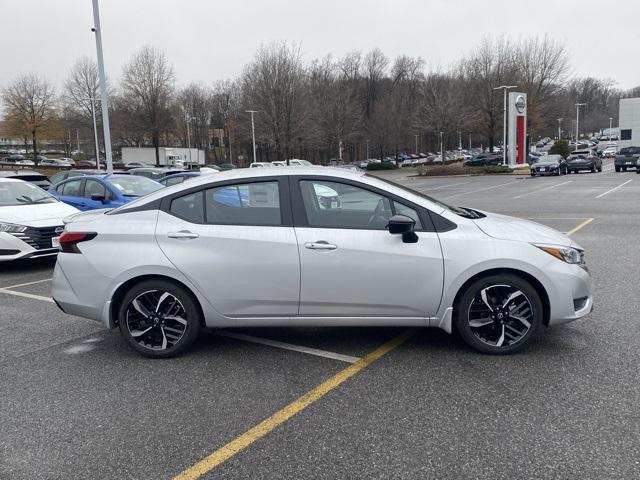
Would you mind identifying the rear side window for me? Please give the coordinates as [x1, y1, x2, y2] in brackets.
[205, 181, 281, 226]
[83, 180, 107, 199]
[170, 191, 204, 223]
[61, 179, 82, 196]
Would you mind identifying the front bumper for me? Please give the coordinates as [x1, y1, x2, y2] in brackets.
[546, 262, 593, 326]
[532, 168, 559, 175]
[0, 232, 59, 262]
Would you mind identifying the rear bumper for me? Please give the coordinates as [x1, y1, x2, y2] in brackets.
[567, 164, 593, 171]
[52, 260, 107, 327]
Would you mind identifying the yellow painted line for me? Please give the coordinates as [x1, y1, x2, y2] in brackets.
[566, 217, 594, 236]
[172, 328, 417, 480]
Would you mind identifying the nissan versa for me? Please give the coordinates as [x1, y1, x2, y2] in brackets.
[52, 168, 592, 357]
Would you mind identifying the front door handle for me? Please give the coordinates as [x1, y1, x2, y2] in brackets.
[305, 241, 337, 251]
[167, 230, 199, 239]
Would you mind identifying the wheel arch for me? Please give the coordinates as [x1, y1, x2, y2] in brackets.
[451, 267, 551, 329]
[109, 274, 206, 329]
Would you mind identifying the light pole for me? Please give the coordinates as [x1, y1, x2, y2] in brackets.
[468, 133, 472, 150]
[414, 134, 419, 154]
[575, 102, 587, 151]
[246, 110, 257, 165]
[338, 141, 343, 161]
[91, 0, 113, 174]
[557, 118, 563, 141]
[83, 97, 100, 169]
[184, 112, 196, 166]
[493, 85, 517, 165]
[458, 131, 462, 150]
[609, 117, 613, 143]
[439, 131, 444, 162]
[365, 139, 369, 160]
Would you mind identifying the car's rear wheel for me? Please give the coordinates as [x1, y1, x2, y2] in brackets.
[615, 166, 621, 172]
[455, 274, 543, 354]
[118, 280, 201, 358]
[622, 167, 627, 172]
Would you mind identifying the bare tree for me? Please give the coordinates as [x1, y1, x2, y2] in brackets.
[210, 80, 240, 162]
[241, 42, 307, 162]
[121, 46, 175, 166]
[1, 73, 57, 164]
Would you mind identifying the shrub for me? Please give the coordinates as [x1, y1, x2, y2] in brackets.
[549, 140, 570, 159]
[365, 162, 395, 171]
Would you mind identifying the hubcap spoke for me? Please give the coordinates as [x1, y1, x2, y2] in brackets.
[126, 290, 187, 351]
[468, 284, 534, 348]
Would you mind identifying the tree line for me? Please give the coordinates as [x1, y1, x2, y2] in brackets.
[2, 35, 638, 166]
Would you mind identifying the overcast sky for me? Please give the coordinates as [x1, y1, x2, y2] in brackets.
[2, 0, 639, 91]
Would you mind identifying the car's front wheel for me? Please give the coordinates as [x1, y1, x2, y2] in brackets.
[455, 274, 543, 354]
[118, 280, 201, 358]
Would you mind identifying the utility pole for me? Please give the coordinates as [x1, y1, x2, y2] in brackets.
[493, 85, 517, 165]
[83, 97, 100, 169]
[575, 103, 587, 151]
[246, 110, 257, 165]
[557, 118, 563, 141]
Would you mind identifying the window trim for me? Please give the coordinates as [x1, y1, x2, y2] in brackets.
[289, 175, 439, 232]
[161, 176, 293, 227]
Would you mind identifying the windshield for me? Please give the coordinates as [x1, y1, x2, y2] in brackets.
[0, 181, 57, 206]
[107, 176, 163, 197]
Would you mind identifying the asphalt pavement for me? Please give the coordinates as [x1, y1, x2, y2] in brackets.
[1, 158, 638, 479]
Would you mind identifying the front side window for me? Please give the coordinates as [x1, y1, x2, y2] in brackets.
[205, 181, 281, 226]
[83, 180, 108, 199]
[300, 180, 395, 230]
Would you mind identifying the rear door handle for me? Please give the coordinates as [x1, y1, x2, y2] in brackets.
[167, 230, 199, 239]
[305, 241, 337, 251]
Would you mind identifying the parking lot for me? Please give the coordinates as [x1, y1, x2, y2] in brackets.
[1, 158, 639, 479]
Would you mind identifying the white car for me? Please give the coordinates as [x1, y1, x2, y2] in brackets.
[249, 162, 274, 168]
[602, 146, 617, 158]
[0, 179, 79, 261]
[53, 167, 592, 358]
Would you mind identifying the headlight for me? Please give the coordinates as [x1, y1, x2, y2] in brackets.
[0, 223, 27, 233]
[535, 244, 585, 266]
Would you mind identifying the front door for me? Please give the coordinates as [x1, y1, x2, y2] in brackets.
[293, 178, 444, 318]
[155, 178, 300, 317]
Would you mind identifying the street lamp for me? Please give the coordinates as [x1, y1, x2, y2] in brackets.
[91, 0, 113, 174]
[609, 117, 613, 143]
[557, 118, 563, 141]
[246, 110, 257, 165]
[575, 102, 587, 151]
[493, 85, 517, 165]
[83, 97, 100, 169]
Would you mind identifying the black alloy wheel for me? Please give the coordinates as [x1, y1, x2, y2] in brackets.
[118, 280, 201, 358]
[455, 274, 543, 354]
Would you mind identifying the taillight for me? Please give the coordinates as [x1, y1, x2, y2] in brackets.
[58, 232, 97, 253]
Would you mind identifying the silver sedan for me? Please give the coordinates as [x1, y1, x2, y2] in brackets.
[52, 168, 592, 357]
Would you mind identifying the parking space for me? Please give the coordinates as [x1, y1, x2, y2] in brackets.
[1, 162, 639, 479]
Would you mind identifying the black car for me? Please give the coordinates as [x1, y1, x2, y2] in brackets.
[218, 163, 237, 170]
[463, 154, 503, 167]
[530, 155, 567, 176]
[614, 146, 640, 172]
[0, 170, 51, 189]
[566, 150, 602, 173]
[127, 167, 187, 181]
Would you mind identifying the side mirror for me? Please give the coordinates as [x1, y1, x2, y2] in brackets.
[90, 193, 107, 203]
[387, 215, 418, 243]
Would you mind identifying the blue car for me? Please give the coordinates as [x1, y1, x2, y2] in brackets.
[50, 174, 163, 211]
[157, 172, 201, 187]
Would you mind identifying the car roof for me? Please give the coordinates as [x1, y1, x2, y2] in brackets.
[0, 169, 42, 177]
[0, 177, 25, 183]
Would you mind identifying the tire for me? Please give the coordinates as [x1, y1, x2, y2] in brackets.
[118, 279, 201, 358]
[597, 166, 602, 172]
[454, 274, 543, 354]
[623, 167, 627, 172]
[530, 172, 536, 177]
[590, 166, 596, 173]
[615, 166, 621, 172]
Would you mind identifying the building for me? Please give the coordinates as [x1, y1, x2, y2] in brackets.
[619, 97, 640, 148]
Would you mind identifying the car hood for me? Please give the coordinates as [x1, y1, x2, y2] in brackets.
[472, 211, 580, 249]
[0, 202, 79, 227]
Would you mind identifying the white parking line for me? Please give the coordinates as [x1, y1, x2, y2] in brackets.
[0, 288, 54, 303]
[215, 330, 361, 364]
[442, 181, 519, 199]
[427, 181, 470, 191]
[2, 278, 52, 290]
[595, 179, 633, 198]
[513, 180, 572, 199]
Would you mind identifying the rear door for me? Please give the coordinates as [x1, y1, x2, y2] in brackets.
[57, 179, 87, 210]
[155, 177, 300, 317]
